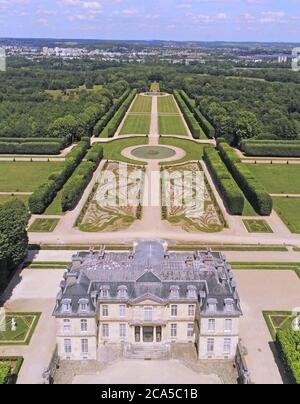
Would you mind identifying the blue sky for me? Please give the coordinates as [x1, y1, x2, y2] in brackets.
[0, 0, 299, 42]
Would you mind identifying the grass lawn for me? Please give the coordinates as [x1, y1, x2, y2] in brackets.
[159, 115, 188, 136]
[263, 311, 298, 341]
[159, 138, 212, 163]
[273, 197, 300, 233]
[120, 115, 151, 135]
[158, 96, 179, 114]
[0, 162, 64, 192]
[230, 262, 300, 279]
[130, 95, 152, 113]
[0, 313, 41, 345]
[247, 164, 300, 194]
[0, 195, 29, 206]
[44, 190, 65, 216]
[28, 218, 60, 233]
[243, 219, 273, 233]
[103, 137, 148, 165]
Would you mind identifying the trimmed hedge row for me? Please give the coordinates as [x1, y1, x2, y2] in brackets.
[28, 140, 90, 214]
[85, 143, 104, 165]
[277, 329, 300, 384]
[174, 91, 205, 139]
[93, 89, 130, 137]
[0, 142, 62, 155]
[204, 147, 244, 215]
[61, 159, 99, 211]
[0, 137, 69, 147]
[105, 90, 137, 138]
[240, 139, 300, 157]
[180, 91, 215, 139]
[218, 142, 273, 216]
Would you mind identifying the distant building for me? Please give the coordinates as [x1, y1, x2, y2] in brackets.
[53, 241, 242, 361]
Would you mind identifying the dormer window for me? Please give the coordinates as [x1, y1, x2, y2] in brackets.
[170, 286, 180, 300]
[207, 298, 218, 313]
[187, 285, 197, 300]
[117, 285, 128, 300]
[224, 299, 234, 312]
[62, 299, 72, 313]
[79, 299, 89, 312]
[100, 285, 110, 299]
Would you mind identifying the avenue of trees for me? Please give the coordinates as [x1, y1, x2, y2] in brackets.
[0, 200, 30, 292]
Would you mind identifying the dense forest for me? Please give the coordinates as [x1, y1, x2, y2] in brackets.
[0, 58, 299, 145]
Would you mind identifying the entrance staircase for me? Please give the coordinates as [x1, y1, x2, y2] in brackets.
[124, 344, 171, 360]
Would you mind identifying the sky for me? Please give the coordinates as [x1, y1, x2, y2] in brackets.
[0, 0, 299, 42]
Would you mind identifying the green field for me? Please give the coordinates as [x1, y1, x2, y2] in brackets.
[247, 164, 300, 194]
[28, 218, 60, 232]
[273, 197, 300, 233]
[158, 115, 188, 136]
[0, 313, 40, 346]
[0, 195, 29, 206]
[120, 115, 151, 135]
[44, 190, 65, 216]
[0, 162, 65, 192]
[159, 137, 211, 163]
[158, 96, 179, 114]
[130, 95, 152, 113]
[243, 219, 273, 233]
[103, 137, 148, 165]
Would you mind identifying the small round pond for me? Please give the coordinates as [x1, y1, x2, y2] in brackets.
[131, 146, 176, 160]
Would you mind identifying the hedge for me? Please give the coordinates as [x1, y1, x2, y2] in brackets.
[218, 142, 273, 216]
[106, 90, 137, 138]
[0, 137, 69, 147]
[174, 91, 205, 139]
[0, 142, 63, 155]
[180, 91, 215, 139]
[204, 148, 244, 215]
[85, 143, 104, 165]
[277, 329, 300, 384]
[93, 89, 130, 137]
[61, 161, 97, 211]
[240, 140, 300, 157]
[28, 140, 90, 214]
[0, 357, 23, 385]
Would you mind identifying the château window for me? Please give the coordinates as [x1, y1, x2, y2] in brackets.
[117, 286, 128, 300]
[64, 339, 72, 354]
[207, 298, 218, 313]
[187, 323, 194, 337]
[224, 299, 234, 313]
[171, 305, 178, 317]
[120, 324, 126, 338]
[62, 299, 71, 313]
[102, 305, 108, 317]
[187, 285, 197, 299]
[144, 307, 153, 322]
[80, 319, 88, 332]
[207, 338, 215, 354]
[102, 324, 109, 338]
[188, 305, 195, 317]
[100, 286, 110, 299]
[170, 286, 180, 299]
[63, 319, 71, 333]
[223, 338, 231, 355]
[81, 339, 88, 354]
[225, 319, 233, 332]
[119, 305, 126, 318]
[208, 319, 216, 332]
[171, 323, 177, 338]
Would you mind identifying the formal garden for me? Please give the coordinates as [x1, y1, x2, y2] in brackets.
[77, 161, 145, 232]
[0, 357, 23, 385]
[161, 162, 225, 232]
[0, 312, 40, 346]
[263, 311, 300, 384]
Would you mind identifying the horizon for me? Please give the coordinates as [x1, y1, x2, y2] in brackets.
[0, 0, 299, 42]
